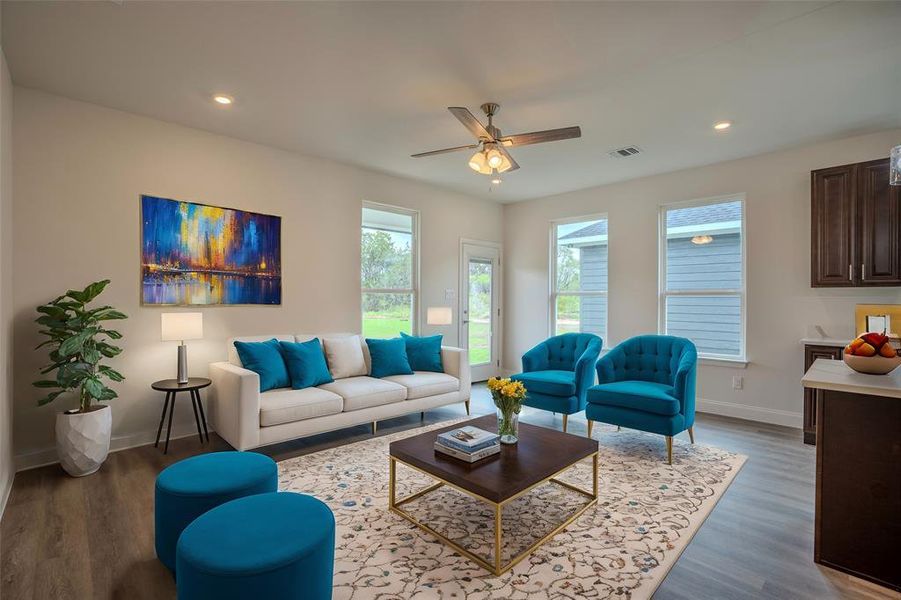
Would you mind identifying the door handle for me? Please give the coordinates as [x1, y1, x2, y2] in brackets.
[861, 263, 866, 281]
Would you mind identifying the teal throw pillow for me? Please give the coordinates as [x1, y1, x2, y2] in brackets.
[278, 339, 334, 389]
[401, 332, 444, 372]
[365, 337, 414, 378]
[233, 339, 290, 392]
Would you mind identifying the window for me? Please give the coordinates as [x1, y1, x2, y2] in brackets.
[361, 204, 418, 338]
[660, 196, 745, 360]
[550, 216, 608, 343]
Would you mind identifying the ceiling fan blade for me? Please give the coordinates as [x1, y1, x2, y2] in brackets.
[448, 107, 494, 141]
[497, 143, 520, 172]
[500, 126, 581, 147]
[411, 144, 479, 158]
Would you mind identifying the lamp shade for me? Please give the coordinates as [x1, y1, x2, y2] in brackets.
[161, 312, 203, 342]
[427, 306, 453, 326]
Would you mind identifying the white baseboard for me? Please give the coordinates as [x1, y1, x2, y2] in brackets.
[696, 397, 802, 429]
[14, 423, 213, 472]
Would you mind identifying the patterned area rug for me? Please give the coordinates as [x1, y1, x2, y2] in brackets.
[278, 419, 746, 599]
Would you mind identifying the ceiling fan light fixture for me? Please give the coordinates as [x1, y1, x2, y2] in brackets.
[485, 144, 504, 169]
[468, 151, 486, 172]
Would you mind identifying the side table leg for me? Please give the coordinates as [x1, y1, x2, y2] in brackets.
[164, 392, 177, 454]
[155, 392, 171, 448]
[194, 389, 210, 442]
[190, 390, 204, 443]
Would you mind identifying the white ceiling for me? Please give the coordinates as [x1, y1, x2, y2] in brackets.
[3, 1, 900, 202]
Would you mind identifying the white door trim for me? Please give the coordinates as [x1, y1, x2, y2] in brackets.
[459, 239, 503, 381]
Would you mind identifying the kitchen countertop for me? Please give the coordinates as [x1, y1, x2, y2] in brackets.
[801, 358, 901, 399]
[799, 337, 851, 346]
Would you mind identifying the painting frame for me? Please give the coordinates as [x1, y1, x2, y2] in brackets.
[140, 194, 282, 307]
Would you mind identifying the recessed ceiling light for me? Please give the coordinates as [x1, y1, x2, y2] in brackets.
[213, 94, 234, 105]
[713, 121, 732, 131]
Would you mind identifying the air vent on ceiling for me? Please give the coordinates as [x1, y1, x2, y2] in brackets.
[608, 146, 642, 158]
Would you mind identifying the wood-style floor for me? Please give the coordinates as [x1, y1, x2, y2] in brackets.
[1, 385, 896, 599]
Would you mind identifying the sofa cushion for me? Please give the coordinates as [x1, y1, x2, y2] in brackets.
[322, 335, 367, 379]
[383, 372, 459, 400]
[511, 370, 576, 397]
[586, 380, 680, 416]
[228, 335, 294, 367]
[259, 387, 343, 427]
[365, 337, 414, 378]
[278, 339, 334, 389]
[233, 339, 291, 392]
[319, 376, 406, 411]
[400, 333, 444, 372]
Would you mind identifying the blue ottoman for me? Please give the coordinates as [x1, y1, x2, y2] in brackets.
[176, 492, 335, 600]
[155, 451, 278, 573]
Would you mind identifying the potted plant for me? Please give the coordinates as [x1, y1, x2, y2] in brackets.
[33, 280, 126, 476]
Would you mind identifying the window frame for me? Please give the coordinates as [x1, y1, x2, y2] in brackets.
[361, 201, 420, 336]
[657, 193, 747, 363]
[548, 212, 609, 347]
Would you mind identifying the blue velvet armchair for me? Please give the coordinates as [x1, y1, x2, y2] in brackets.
[586, 335, 697, 463]
[511, 333, 602, 433]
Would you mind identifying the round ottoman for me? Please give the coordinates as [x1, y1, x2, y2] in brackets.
[155, 451, 278, 573]
[176, 492, 335, 600]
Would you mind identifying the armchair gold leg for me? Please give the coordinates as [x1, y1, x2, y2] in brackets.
[666, 436, 673, 465]
[372, 421, 378, 435]
[562, 414, 568, 433]
[587, 419, 594, 438]
[688, 426, 695, 444]
[464, 400, 470, 416]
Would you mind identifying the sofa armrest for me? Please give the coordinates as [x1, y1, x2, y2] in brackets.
[441, 346, 471, 399]
[208, 361, 261, 450]
[595, 346, 624, 385]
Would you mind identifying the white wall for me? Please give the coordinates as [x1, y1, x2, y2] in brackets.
[0, 30, 14, 510]
[12, 87, 502, 468]
[503, 129, 901, 427]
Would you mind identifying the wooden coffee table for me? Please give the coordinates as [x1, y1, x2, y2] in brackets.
[388, 415, 599, 575]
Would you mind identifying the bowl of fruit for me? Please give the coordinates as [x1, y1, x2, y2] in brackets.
[843, 332, 901, 375]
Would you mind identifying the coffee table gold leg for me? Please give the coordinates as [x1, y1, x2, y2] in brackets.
[388, 458, 395, 507]
[592, 452, 599, 498]
[494, 502, 502, 575]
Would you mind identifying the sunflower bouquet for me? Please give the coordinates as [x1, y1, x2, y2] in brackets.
[487, 377, 527, 443]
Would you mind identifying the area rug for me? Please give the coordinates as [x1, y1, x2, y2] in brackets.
[278, 419, 746, 599]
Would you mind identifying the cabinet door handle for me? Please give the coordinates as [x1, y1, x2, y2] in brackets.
[849, 264, 853, 281]
[861, 263, 866, 280]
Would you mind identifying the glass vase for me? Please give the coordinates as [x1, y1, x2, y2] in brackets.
[496, 407, 519, 444]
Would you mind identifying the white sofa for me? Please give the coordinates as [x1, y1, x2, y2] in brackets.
[208, 333, 471, 450]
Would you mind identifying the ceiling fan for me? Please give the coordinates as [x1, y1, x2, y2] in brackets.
[411, 103, 581, 179]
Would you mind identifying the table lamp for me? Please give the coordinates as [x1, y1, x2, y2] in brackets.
[161, 312, 203, 384]
[427, 306, 453, 326]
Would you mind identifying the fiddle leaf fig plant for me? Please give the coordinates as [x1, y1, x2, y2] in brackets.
[32, 279, 127, 413]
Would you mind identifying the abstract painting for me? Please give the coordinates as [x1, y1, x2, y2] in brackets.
[141, 195, 281, 305]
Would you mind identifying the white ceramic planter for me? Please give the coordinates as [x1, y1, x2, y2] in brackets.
[56, 404, 112, 477]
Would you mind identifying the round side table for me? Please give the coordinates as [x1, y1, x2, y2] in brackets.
[151, 378, 211, 454]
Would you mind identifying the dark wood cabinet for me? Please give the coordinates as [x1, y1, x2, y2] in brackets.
[811, 158, 901, 287]
[802, 343, 843, 445]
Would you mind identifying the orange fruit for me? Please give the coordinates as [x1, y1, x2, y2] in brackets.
[879, 344, 897, 358]
[857, 342, 877, 357]
[849, 338, 865, 351]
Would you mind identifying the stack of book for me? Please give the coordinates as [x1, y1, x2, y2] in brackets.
[434, 426, 500, 463]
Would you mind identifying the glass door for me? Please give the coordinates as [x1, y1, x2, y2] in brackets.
[460, 242, 501, 381]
